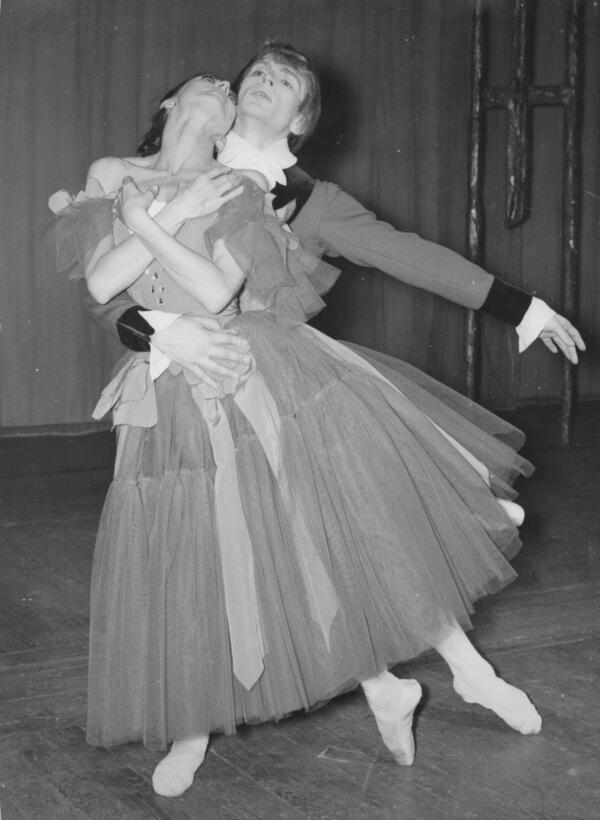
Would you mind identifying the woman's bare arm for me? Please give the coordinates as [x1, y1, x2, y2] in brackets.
[85, 162, 243, 310]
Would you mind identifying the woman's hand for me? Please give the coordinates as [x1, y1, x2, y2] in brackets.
[174, 165, 244, 221]
[539, 314, 585, 364]
[116, 176, 157, 232]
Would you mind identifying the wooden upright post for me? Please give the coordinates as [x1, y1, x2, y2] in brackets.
[466, 0, 584, 443]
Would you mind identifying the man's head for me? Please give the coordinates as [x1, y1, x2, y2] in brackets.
[232, 42, 321, 152]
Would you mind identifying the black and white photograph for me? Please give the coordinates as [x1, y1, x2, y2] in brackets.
[0, 0, 599, 816]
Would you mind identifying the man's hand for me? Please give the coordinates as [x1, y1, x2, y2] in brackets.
[152, 316, 252, 390]
[539, 314, 585, 364]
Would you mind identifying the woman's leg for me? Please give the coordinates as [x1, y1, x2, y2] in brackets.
[361, 671, 422, 765]
[435, 625, 542, 734]
[152, 734, 210, 797]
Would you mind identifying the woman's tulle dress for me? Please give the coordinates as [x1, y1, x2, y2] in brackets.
[51, 179, 533, 750]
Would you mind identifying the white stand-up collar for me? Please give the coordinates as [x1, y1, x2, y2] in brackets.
[219, 131, 297, 189]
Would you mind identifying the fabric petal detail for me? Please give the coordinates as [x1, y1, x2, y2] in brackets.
[48, 178, 115, 280]
[197, 395, 266, 691]
[92, 354, 158, 428]
[235, 373, 340, 650]
[205, 181, 340, 324]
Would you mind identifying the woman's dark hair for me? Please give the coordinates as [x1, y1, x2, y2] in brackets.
[137, 73, 215, 157]
[231, 41, 321, 153]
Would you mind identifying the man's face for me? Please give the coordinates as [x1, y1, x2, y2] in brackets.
[236, 57, 307, 139]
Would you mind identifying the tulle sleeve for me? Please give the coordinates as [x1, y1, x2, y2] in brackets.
[205, 179, 340, 324]
[47, 177, 115, 280]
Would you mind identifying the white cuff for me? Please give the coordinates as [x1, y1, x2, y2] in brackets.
[515, 297, 556, 353]
[139, 310, 181, 380]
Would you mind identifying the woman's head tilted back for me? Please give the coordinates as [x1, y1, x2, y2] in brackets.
[137, 74, 236, 157]
[232, 42, 321, 152]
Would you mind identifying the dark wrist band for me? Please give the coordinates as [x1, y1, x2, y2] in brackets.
[116, 306, 154, 352]
[480, 278, 532, 326]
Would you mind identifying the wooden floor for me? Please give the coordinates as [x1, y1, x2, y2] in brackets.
[1, 404, 599, 819]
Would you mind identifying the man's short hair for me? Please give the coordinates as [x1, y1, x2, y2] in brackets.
[232, 41, 321, 153]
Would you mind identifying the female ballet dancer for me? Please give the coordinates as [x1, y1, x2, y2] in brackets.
[51, 72, 569, 798]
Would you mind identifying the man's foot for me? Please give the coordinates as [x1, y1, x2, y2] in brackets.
[152, 734, 210, 797]
[363, 673, 422, 765]
[453, 664, 541, 735]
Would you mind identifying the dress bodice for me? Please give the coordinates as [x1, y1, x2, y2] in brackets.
[50, 176, 339, 326]
[118, 202, 240, 322]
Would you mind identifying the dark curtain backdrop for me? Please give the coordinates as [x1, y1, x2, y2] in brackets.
[1, 0, 598, 428]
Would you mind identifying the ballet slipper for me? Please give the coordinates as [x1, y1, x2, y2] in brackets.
[152, 734, 209, 797]
[363, 673, 422, 765]
[436, 626, 541, 735]
[453, 670, 542, 735]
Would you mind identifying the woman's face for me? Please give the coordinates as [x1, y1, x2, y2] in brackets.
[175, 75, 237, 134]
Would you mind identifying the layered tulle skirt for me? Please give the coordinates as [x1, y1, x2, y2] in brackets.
[87, 312, 532, 749]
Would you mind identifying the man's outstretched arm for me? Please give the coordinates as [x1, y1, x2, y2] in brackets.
[297, 181, 583, 361]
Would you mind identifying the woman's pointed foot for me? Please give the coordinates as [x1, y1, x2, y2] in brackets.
[152, 734, 210, 797]
[364, 674, 422, 765]
[453, 669, 541, 735]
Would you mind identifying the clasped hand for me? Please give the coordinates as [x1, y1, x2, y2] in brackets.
[116, 165, 244, 231]
[175, 165, 244, 220]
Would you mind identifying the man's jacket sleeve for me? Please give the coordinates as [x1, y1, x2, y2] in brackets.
[302, 182, 531, 324]
[81, 282, 153, 351]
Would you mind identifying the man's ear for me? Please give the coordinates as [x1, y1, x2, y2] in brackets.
[289, 112, 305, 136]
